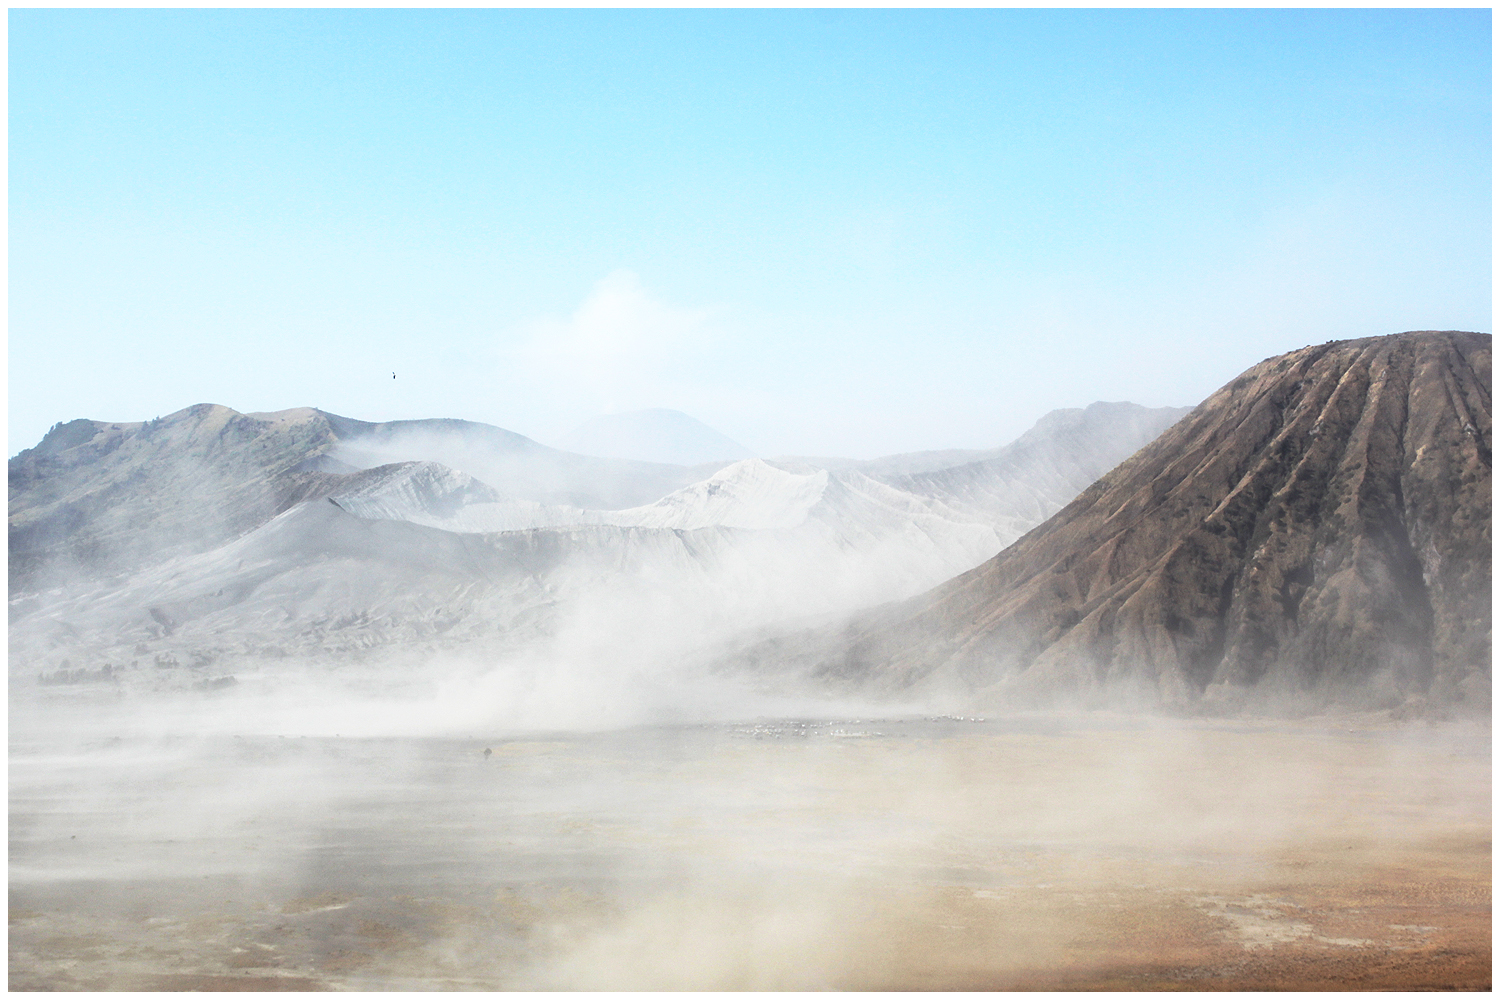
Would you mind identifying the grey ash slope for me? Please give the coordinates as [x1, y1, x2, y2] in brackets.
[9, 406, 342, 591]
[8, 406, 713, 590]
[322, 411, 711, 508]
[882, 402, 1192, 537]
[801, 331, 1491, 713]
[9, 397, 1189, 689]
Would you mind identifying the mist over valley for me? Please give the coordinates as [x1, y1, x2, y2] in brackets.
[12, 6, 1493, 987]
[9, 331, 1490, 989]
[9, 396, 1190, 720]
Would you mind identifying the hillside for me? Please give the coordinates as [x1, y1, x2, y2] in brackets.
[7, 406, 710, 589]
[887, 402, 1192, 537]
[804, 331, 1491, 713]
[9, 399, 1187, 687]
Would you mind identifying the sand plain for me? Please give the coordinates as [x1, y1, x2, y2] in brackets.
[9, 703, 1489, 991]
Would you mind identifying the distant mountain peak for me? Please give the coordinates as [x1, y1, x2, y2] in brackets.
[556, 409, 753, 466]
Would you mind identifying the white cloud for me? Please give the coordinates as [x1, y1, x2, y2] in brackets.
[515, 270, 716, 416]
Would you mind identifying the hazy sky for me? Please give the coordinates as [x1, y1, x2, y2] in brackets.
[9, 9, 1492, 459]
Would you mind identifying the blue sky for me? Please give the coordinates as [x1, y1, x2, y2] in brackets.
[9, 9, 1492, 458]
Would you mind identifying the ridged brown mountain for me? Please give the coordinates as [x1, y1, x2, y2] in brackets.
[814, 331, 1491, 712]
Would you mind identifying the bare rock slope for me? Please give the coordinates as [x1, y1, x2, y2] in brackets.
[814, 331, 1490, 712]
[886, 402, 1191, 539]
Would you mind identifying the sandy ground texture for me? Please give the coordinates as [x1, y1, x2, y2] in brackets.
[9, 708, 1490, 990]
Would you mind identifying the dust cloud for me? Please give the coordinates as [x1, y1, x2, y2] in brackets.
[10, 676, 1490, 990]
[8, 418, 1490, 990]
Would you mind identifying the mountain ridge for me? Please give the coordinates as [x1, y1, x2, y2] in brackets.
[7, 405, 716, 589]
[797, 331, 1490, 714]
[9, 398, 1189, 686]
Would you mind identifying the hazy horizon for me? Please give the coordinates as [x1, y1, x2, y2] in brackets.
[9, 9, 1491, 458]
[8, 13, 1491, 988]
